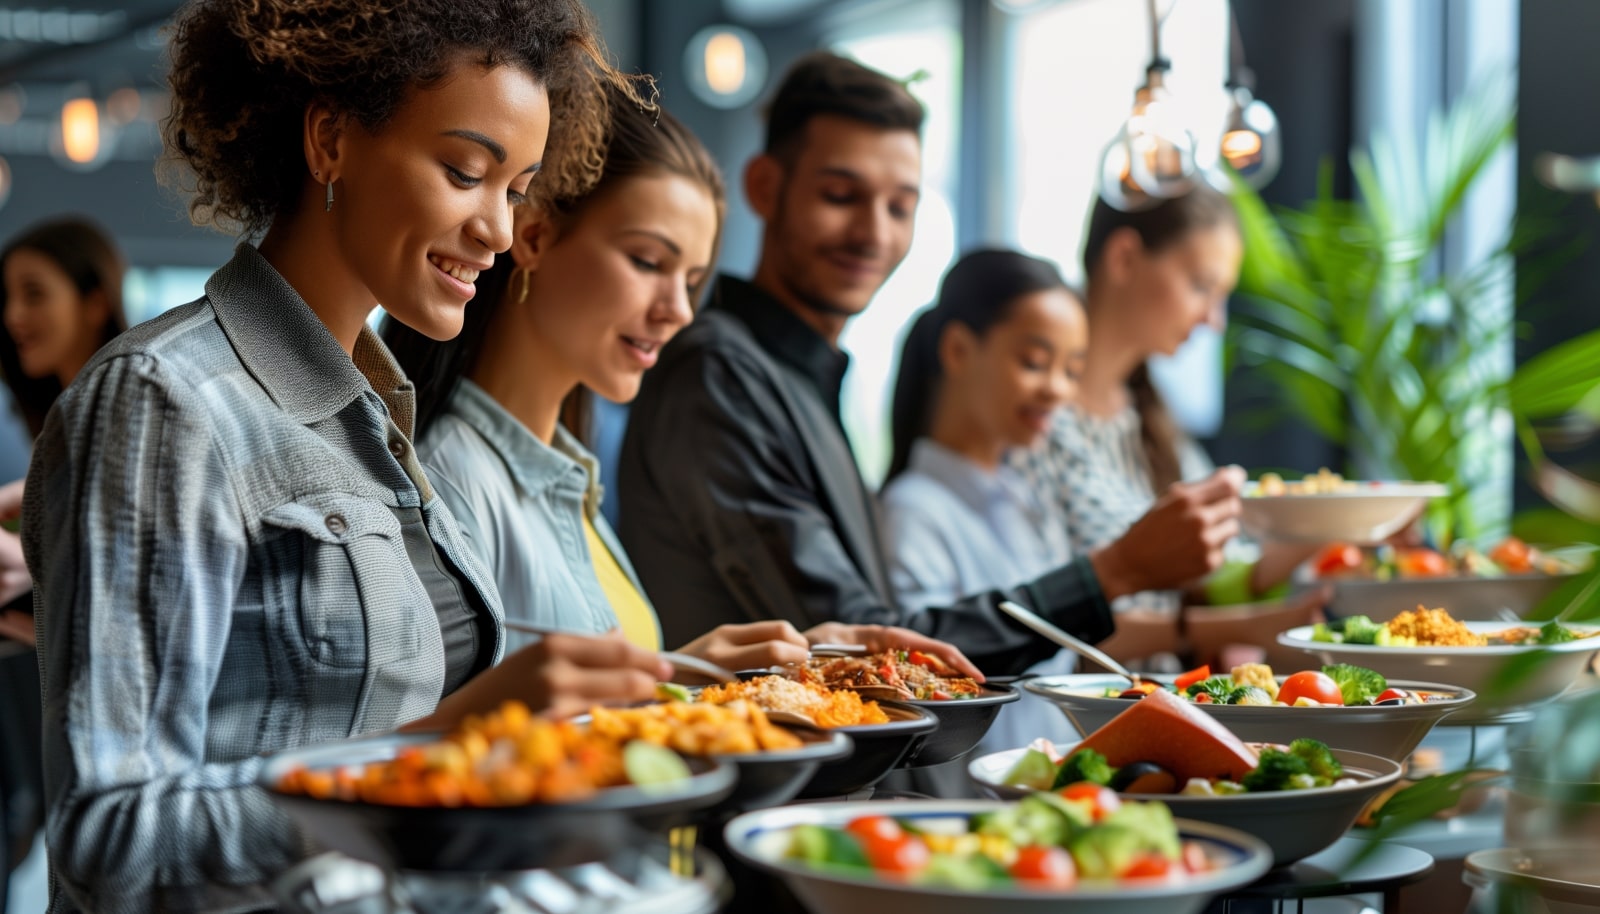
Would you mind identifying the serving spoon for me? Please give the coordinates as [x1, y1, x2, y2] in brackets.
[997, 600, 1143, 686]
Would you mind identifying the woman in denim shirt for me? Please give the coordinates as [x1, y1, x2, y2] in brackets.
[22, 2, 673, 911]
[384, 87, 982, 673]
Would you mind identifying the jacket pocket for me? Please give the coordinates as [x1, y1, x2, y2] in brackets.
[262, 493, 420, 670]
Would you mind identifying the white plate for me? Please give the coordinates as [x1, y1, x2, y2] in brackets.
[967, 744, 1403, 866]
[1276, 621, 1600, 717]
[1465, 848, 1600, 914]
[1240, 482, 1448, 544]
[723, 800, 1273, 914]
[1023, 673, 1474, 761]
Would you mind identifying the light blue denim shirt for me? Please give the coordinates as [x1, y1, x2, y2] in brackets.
[22, 245, 504, 914]
[879, 438, 1077, 752]
[419, 380, 658, 652]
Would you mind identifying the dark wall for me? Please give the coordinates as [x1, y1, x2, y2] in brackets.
[1208, 0, 1357, 474]
[1516, 0, 1600, 504]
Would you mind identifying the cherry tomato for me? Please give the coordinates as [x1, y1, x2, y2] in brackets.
[1174, 664, 1212, 690]
[1396, 548, 1452, 578]
[1192, 692, 1213, 703]
[1313, 544, 1364, 578]
[1059, 782, 1122, 820]
[1490, 537, 1534, 574]
[1278, 670, 1345, 706]
[1374, 688, 1411, 705]
[1181, 842, 1213, 874]
[862, 832, 930, 875]
[1121, 854, 1174, 879]
[1010, 846, 1077, 888]
[845, 815, 902, 845]
[906, 650, 943, 671]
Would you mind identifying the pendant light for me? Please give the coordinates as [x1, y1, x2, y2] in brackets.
[1098, 0, 1198, 210]
[1213, 1, 1280, 189]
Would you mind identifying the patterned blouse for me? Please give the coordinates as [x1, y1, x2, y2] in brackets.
[1008, 404, 1213, 614]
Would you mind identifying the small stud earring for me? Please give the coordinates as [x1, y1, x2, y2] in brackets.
[325, 180, 334, 213]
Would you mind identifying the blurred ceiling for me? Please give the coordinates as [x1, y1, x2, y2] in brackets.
[0, 1, 179, 85]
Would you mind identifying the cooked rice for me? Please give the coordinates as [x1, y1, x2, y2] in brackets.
[1386, 607, 1487, 647]
[698, 676, 889, 727]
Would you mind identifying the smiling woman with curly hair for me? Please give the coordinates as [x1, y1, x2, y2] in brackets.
[22, 2, 676, 911]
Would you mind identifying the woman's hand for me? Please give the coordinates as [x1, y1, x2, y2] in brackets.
[0, 479, 34, 622]
[802, 622, 985, 681]
[675, 620, 810, 673]
[411, 631, 671, 731]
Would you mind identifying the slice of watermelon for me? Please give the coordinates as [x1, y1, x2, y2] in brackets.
[1075, 688, 1259, 782]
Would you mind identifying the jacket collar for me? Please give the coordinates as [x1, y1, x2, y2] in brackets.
[446, 378, 598, 508]
[708, 274, 851, 418]
[208, 244, 415, 434]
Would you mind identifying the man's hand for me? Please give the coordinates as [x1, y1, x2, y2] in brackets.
[676, 620, 811, 673]
[803, 622, 985, 681]
[1091, 466, 1245, 601]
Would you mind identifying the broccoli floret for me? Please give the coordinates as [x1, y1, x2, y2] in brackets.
[1233, 686, 1274, 706]
[1340, 615, 1387, 645]
[1321, 664, 1387, 704]
[1185, 677, 1244, 703]
[1537, 621, 1577, 645]
[1051, 748, 1116, 789]
[1310, 622, 1338, 643]
[1240, 748, 1311, 792]
[1287, 738, 1343, 783]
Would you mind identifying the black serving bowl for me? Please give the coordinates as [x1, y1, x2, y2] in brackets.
[259, 731, 736, 872]
[795, 701, 940, 798]
[900, 685, 1020, 768]
[708, 726, 853, 817]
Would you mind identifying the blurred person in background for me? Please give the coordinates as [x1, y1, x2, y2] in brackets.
[880, 249, 1088, 755]
[1009, 188, 1321, 662]
[0, 217, 126, 906]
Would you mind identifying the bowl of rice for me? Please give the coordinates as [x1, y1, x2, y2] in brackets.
[1278, 609, 1600, 719]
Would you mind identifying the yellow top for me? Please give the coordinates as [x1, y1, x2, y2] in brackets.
[583, 513, 661, 651]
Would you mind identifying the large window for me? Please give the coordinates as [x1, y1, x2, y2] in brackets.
[830, 0, 962, 487]
[1009, 0, 1229, 437]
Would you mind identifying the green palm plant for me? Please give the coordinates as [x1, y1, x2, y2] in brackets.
[1227, 77, 1600, 546]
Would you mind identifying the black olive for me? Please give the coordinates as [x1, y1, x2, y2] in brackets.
[1375, 698, 1406, 706]
[1116, 688, 1147, 700]
[1109, 762, 1178, 794]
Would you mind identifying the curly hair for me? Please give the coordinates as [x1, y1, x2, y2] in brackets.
[161, 0, 638, 236]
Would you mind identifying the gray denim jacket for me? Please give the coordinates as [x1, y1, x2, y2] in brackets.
[22, 245, 505, 914]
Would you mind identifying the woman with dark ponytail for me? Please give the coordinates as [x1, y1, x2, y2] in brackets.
[881, 249, 1088, 753]
[1009, 187, 1317, 643]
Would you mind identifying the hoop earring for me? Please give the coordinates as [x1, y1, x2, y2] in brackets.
[325, 180, 335, 212]
[514, 268, 531, 304]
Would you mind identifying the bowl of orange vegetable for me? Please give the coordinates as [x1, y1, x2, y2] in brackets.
[262, 703, 737, 871]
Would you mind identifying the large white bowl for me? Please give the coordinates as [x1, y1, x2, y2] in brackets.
[967, 746, 1403, 867]
[723, 800, 1273, 914]
[1465, 848, 1600, 914]
[1023, 674, 1474, 761]
[1277, 621, 1600, 718]
[1240, 482, 1448, 544]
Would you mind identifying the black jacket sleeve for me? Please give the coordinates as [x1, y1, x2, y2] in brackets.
[618, 336, 1114, 676]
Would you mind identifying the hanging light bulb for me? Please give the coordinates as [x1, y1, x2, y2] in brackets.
[1098, 63, 1198, 208]
[49, 89, 117, 172]
[1210, 4, 1281, 190]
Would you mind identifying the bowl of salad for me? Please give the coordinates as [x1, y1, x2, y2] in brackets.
[1024, 660, 1474, 761]
[1241, 471, 1447, 544]
[723, 796, 1273, 914]
[1279, 609, 1600, 718]
[1302, 538, 1594, 622]
[968, 741, 1402, 866]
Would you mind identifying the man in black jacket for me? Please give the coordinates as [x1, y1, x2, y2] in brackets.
[618, 51, 1243, 676]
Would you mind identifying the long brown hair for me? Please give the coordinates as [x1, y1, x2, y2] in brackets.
[1081, 186, 1237, 491]
[384, 82, 726, 446]
[0, 217, 128, 436]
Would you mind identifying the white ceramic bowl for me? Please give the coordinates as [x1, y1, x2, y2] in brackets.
[1240, 482, 1448, 544]
[1465, 848, 1600, 914]
[1023, 674, 1474, 761]
[723, 800, 1273, 914]
[967, 745, 1403, 866]
[1314, 573, 1577, 622]
[1277, 621, 1600, 719]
